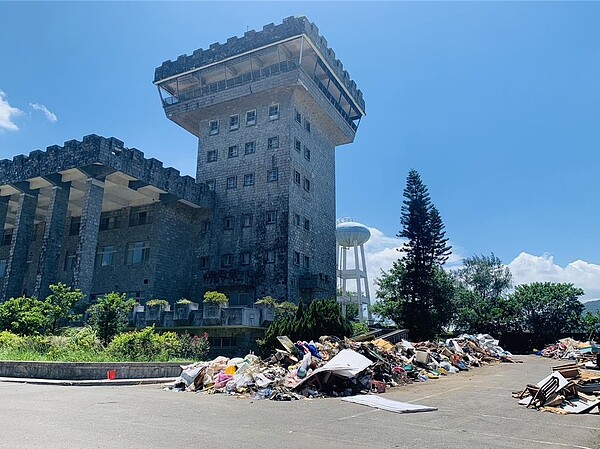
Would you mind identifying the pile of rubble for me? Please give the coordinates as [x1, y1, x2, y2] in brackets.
[539, 337, 600, 363]
[166, 333, 515, 400]
[514, 363, 600, 414]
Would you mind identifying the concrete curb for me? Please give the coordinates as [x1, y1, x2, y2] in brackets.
[0, 376, 176, 387]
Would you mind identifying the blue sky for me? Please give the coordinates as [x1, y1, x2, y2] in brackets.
[1, 2, 599, 299]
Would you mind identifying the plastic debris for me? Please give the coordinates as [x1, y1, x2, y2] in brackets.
[165, 332, 515, 400]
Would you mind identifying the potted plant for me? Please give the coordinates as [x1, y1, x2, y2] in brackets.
[174, 298, 199, 323]
[145, 299, 170, 325]
[203, 291, 228, 325]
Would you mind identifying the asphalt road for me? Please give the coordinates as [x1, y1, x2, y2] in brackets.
[1, 356, 598, 449]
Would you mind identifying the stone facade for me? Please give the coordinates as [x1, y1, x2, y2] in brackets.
[0, 17, 365, 340]
[156, 16, 365, 305]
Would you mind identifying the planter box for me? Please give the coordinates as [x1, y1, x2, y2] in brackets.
[203, 304, 222, 325]
[146, 304, 170, 325]
[174, 302, 199, 324]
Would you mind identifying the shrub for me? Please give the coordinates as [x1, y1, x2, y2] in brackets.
[178, 333, 210, 361]
[146, 299, 169, 308]
[0, 330, 24, 350]
[106, 327, 181, 362]
[203, 291, 228, 306]
[0, 296, 50, 335]
[176, 298, 192, 305]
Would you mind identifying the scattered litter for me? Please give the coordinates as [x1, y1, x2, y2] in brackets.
[342, 395, 437, 414]
[539, 337, 600, 361]
[165, 333, 515, 401]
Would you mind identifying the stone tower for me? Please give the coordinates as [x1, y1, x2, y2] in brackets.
[154, 16, 365, 305]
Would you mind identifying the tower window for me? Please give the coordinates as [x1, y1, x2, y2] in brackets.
[303, 177, 311, 192]
[303, 255, 310, 269]
[304, 146, 311, 161]
[229, 114, 239, 131]
[266, 250, 275, 263]
[294, 213, 301, 227]
[267, 136, 279, 150]
[224, 217, 234, 230]
[244, 141, 255, 154]
[268, 104, 279, 120]
[240, 252, 251, 265]
[246, 109, 256, 126]
[304, 119, 311, 133]
[205, 179, 216, 191]
[221, 254, 234, 267]
[294, 170, 301, 185]
[207, 150, 218, 162]
[266, 210, 277, 224]
[226, 176, 237, 189]
[294, 138, 301, 153]
[295, 109, 302, 124]
[199, 256, 210, 269]
[243, 173, 255, 186]
[228, 145, 238, 158]
[201, 220, 210, 232]
[209, 120, 219, 135]
[242, 213, 253, 228]
[267, 168, 278, 182]
[294, 251, 301, 266]
[304, 218, 310, 231]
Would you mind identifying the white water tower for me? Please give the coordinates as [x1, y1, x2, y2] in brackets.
[336, 219, 371, 322]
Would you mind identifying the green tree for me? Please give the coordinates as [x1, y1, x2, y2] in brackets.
[452, 253, 516, 334]
[581, 311, 600, 340]
[0, 296, 49, 335]
[87, 293, 136, 345]
[374, 170, 453, 339]
[258, 299, 352, 353]
[44, 283, 85, 334]
[510, 282, 584, 341]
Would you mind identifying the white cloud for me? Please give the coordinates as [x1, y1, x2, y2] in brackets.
[355, 227, 464, 302]
[508, 252, 600, 301]
[351, 228, 600, 303]
[30, 103, 58, 123]
[0, 91, 24, 131]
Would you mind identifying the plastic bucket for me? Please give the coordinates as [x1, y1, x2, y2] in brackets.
[107, 370, 117, 380]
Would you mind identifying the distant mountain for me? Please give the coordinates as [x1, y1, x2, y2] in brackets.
[584, 299, 600, 314]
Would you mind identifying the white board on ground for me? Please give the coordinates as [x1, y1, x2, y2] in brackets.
[342, 395, 437, 413]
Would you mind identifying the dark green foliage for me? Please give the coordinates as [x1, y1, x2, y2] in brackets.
[0, 296, 49, 335]
[452, 253, 516, 334]
[87, 292, 136, 345]
[510, 282, 584, 340]
[44, 283, 85, 333]
[258, 299, 352, 353]
[374, 170, 454, 340]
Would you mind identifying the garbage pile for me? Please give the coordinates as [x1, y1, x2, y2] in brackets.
[166, 333, 515, 400]
[539, 337, 600, 362]
[513, 363, 600, 414]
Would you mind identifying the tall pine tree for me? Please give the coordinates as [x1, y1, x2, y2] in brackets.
[374, 169, 454, 340]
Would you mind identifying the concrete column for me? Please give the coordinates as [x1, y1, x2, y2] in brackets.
[2, 191, 38, 300]
[72, 178, 104, 299]
[34, 182, 70, 299]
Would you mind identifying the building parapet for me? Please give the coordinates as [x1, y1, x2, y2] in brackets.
[0, 134, 213, 209]
[154, 15, 365, 111]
